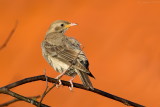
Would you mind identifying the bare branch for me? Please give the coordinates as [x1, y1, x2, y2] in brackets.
[0, 20, 18, 50]
[1, 75, 145, 107]
[0, 95, 40, 107]
[0, 88, 49, 107]
[38, 84, 56, 107]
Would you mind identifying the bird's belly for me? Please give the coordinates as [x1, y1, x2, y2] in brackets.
[48, 56, 77, 76]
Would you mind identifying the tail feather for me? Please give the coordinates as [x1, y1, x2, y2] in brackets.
[77, 71, 94, 90]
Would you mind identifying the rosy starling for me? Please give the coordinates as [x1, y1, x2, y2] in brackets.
[41, 20, 94, 90]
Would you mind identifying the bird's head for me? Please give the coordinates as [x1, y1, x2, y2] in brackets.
[47, 20, 77, 34]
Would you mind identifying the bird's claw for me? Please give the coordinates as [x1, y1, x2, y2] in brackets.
[69, 80, 73, 91]
[56, 79, 62, 88]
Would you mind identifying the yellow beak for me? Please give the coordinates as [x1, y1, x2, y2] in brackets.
[65, 23, 78, 28]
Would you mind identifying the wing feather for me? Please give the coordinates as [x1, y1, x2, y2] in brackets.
[42, 40, 92, 75]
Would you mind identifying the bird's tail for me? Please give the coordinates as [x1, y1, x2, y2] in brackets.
[77, 71, 94, 90]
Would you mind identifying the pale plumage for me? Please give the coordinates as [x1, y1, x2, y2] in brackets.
[41, 20, 94, 90]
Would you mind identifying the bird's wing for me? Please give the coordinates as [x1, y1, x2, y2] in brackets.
[67, 37, 89, 67]
[67, 37, 95, 78]
[42, 40, 92, 75]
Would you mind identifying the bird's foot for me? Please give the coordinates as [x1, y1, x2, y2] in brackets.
[56, 79, 62, 88]
[54, 70, 70, 88]
[69, 80, 73, 91]
[68, 77, 75, 91]
[55, 78, 62, 88]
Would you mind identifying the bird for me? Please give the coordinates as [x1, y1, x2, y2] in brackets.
[41, 20, 95, 90]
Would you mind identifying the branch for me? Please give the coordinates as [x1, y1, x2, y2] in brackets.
[39, 84, 56, 107]
[1, 75, 145, 107]
[0, 20, 18, 50]
[0, 95, 40, 107]
[0, 88, 49, 107]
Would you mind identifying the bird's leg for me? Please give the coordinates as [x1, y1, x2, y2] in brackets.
[55, 63, 73, 88]
[55, 70, 68, 79]
[68, 76, 75, 91]
[55, 70, 68, 87]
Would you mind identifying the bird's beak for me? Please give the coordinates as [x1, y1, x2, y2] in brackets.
[65, 23, 78, 28]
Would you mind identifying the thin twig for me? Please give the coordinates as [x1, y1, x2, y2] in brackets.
[38, 69, 49, 107]
[0, 95, 40, 107]
[41, 84, 56, 100]
[1, 75, 145, 107]
[0, 20, 18, 50]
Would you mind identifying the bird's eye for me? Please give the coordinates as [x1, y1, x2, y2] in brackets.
[60, 24, 64, 27]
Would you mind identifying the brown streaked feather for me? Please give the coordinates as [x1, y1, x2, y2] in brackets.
[42, 40, 92, 75]
[55, 46, 92, 74]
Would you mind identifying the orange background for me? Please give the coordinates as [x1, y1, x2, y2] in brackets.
[0, 0, 160, 107]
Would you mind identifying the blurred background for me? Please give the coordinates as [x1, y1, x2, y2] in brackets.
[0, 0, 160, 107]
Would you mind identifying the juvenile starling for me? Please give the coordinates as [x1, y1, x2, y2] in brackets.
[41, 20, 94, 90]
